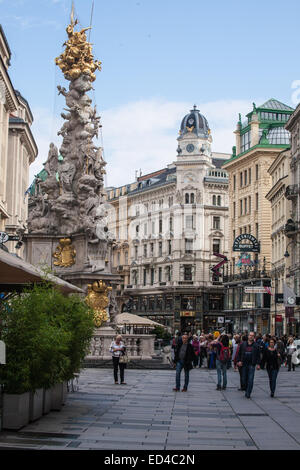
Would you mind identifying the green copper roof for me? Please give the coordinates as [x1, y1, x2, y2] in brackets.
[258, 99, 294, 111]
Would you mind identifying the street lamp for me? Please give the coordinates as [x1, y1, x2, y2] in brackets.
[284, 239, 300, 258]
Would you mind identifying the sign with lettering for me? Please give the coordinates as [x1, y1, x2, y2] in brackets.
[244, 286, 267, 293]
[242, 302, 255, 309]
[217, 317, 224, 324]
[180, 311, 195, 317]
[233, 234, 260, 252]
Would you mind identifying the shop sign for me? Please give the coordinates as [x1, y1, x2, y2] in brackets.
[233, 234, 260, 252]
[242, 302, 255, 309]
[180, 311, 195, 317]
[217, 317, 224, 323]
[244, 286, 267, 293]
[275, 315, 283, 323]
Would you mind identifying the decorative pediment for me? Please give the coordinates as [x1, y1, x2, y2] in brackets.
[209, 230, 224, 238]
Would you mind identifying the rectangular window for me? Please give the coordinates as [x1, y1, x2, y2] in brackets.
[184, 265, 192, 281]
[233, 175, 236, 190]
[144, 223, 147, 236]
[213, 238, 220, 254]
[244, 197, 247, 214]
[233, 229, 236, 241]
[135, 246, 138, 259]
[125, 252, 128, 265]
[185, 238, 193, 253]
[151, 268, 154, 285]
[143, 269, 147, 286]
[158, 267, 162, 283]
[248, 196, 251, 214]
[152, 221, 155, 234]
[168, 240, 172, 255]
[256, 164, 259, 180]
[244, 170, 247, 186]
[159, 218, 163, 234]
[249, 168, 251, 184]
[169, 217, 173, 231]
[144, 244, 147, 257]
[240, 200, 243, 216]
[240, 172, 243, 188]
[150, 243, 154, 256]
[256, 223, 259, 239]
[213, 216, 220, 229]
[256, 193, 259, 210]
[233, 201, 236, 218]
[186, 215, 194, 229]
[159, 241, 162, 257]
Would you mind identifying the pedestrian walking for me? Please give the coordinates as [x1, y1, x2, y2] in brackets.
[236, 331, 261, 398]
[214, 334, 231, 390]
[109, 335, 127, 385]
[233, 335, 244, 390]
[192, 335, 200, 368]
[286, 336, 297, 371]
[260, 338, 281, 397]
[173, 334, 196, 392]
[199, 335, 206, 368]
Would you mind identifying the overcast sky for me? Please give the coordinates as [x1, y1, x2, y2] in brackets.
[1, 0, 300, 188]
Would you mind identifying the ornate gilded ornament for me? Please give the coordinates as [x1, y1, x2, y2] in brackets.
[186, 125, 194, 132]
[85, 280, 112, 327]
[55, 11, 101, 82]
[53, 238, 76, 267]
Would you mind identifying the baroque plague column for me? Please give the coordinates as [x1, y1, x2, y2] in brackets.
[24, 11, 155, 360]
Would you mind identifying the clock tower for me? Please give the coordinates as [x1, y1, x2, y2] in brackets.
[177, 105, 213, 162]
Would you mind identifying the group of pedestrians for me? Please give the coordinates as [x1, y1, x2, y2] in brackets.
[108, 331, 298, 395]
[171, 330, 299, 398]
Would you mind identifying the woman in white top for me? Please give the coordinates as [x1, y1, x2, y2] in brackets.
[286, 337, 297, 371]
[109, 335, 127, 384]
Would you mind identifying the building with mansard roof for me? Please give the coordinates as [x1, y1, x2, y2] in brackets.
[106, 106, 230, 333]
[222, 99, 294, 334]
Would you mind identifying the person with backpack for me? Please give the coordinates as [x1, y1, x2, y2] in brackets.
[214, 334, 231, 390]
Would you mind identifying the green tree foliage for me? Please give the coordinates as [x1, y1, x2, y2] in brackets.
[0, 283, 94, 393]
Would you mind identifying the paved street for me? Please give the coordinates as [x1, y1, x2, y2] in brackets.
[0, 366, 300, 450]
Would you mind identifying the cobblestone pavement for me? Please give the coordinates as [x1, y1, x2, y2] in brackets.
[0, 366, 300, 450]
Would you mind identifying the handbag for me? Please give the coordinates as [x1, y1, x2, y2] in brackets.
[119, 352, 129, 364]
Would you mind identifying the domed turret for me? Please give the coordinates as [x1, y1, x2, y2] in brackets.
[179, 105, 210, 139]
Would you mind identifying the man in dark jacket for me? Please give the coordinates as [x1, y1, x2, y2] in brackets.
[236, 331, 260, 398]
[173, 334, 196, 392]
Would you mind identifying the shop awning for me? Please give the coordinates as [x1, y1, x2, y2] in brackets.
[0, 248, 83, 294]
[115, 312, 165, 328]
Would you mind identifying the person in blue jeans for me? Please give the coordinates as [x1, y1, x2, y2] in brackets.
[260, 338, 281, 397]
[236, 331, 261, 398]
[173, 334, 196, 392]
[214, 334, 230, 390]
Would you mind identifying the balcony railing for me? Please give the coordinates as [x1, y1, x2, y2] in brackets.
[285, 184, 299, 199]
[223, 269, 271, 283]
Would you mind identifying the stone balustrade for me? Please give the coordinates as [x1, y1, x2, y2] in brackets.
[85, 329, 156, 361]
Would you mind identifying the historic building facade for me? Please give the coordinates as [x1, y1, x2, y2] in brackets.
[266, 149, 292, 335]
[285, 104, 300, 335]
[222, 99, 294, 334]
[106, 107, 230, 333]
[0, 25, 37, 254]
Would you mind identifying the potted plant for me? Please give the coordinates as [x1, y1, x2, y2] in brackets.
[0, 282, 94, 427]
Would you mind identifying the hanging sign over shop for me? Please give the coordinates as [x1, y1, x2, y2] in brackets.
[244, 286, 270, 293]
[233, 234, 260, 252]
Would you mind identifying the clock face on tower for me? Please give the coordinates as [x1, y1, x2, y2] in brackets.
[186, 144, 195, 153]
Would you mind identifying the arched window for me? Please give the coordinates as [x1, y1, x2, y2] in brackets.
[217, 195, 221, 206]
[185, 193, 190, 204]
[190, 193, 195, 204]
[212, 195, 216, 205]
